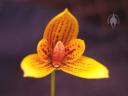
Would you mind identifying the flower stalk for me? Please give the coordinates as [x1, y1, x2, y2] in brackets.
[51, 71, 56, 96]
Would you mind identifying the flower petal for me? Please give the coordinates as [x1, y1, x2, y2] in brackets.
[61, 56, 109, 79]
[21, 54, 55, 78]
[37, 39, 50, 60]
[43, 8, 79, 51]
[64, 39, 85, 63]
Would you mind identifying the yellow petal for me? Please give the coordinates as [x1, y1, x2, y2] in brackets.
[64, 39, 85, 63]
[43, 8, 79, 51]
[37, 39, 50, 60]
[61, 56, 109, 79]
[21, 54, 55, 78]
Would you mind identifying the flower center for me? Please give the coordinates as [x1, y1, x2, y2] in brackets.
[52, 41, 65, 68]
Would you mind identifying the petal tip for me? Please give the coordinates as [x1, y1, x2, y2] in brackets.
[97, 67, 109, 79]
[23, 74, 28, 78]
[64, 8, 69, 12]
[63, 8, 71, 15]
[62, 8, 75, 18]
[104, 70, 110, 78]
[99, 72, 109, 79]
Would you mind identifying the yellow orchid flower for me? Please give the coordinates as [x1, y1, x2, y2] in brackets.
[21, 9, 109, 79]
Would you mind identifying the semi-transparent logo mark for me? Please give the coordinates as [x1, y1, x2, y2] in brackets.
[107, 12, 120, 29]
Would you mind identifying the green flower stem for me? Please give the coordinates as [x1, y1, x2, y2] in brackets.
[51, 71, 56, 96]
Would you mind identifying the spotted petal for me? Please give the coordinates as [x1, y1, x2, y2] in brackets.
[21, 54, 55, 78]
[61, 56, 109, 79]
[43, 9, 79, 51]
[64, 39, 85, 63]
[37, 39, 50, 60]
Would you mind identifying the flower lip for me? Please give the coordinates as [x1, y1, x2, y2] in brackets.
[52, 41, 65, 68]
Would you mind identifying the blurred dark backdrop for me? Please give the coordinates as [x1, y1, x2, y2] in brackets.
[0, 0, 128, 96]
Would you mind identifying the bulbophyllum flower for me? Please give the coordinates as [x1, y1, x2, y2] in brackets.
[21, 9, 109, 79]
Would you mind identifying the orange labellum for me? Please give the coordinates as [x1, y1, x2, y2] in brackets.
[52, 41, 65, 68]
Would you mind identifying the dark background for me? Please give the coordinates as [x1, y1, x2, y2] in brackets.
[0, 0, 128, 96]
